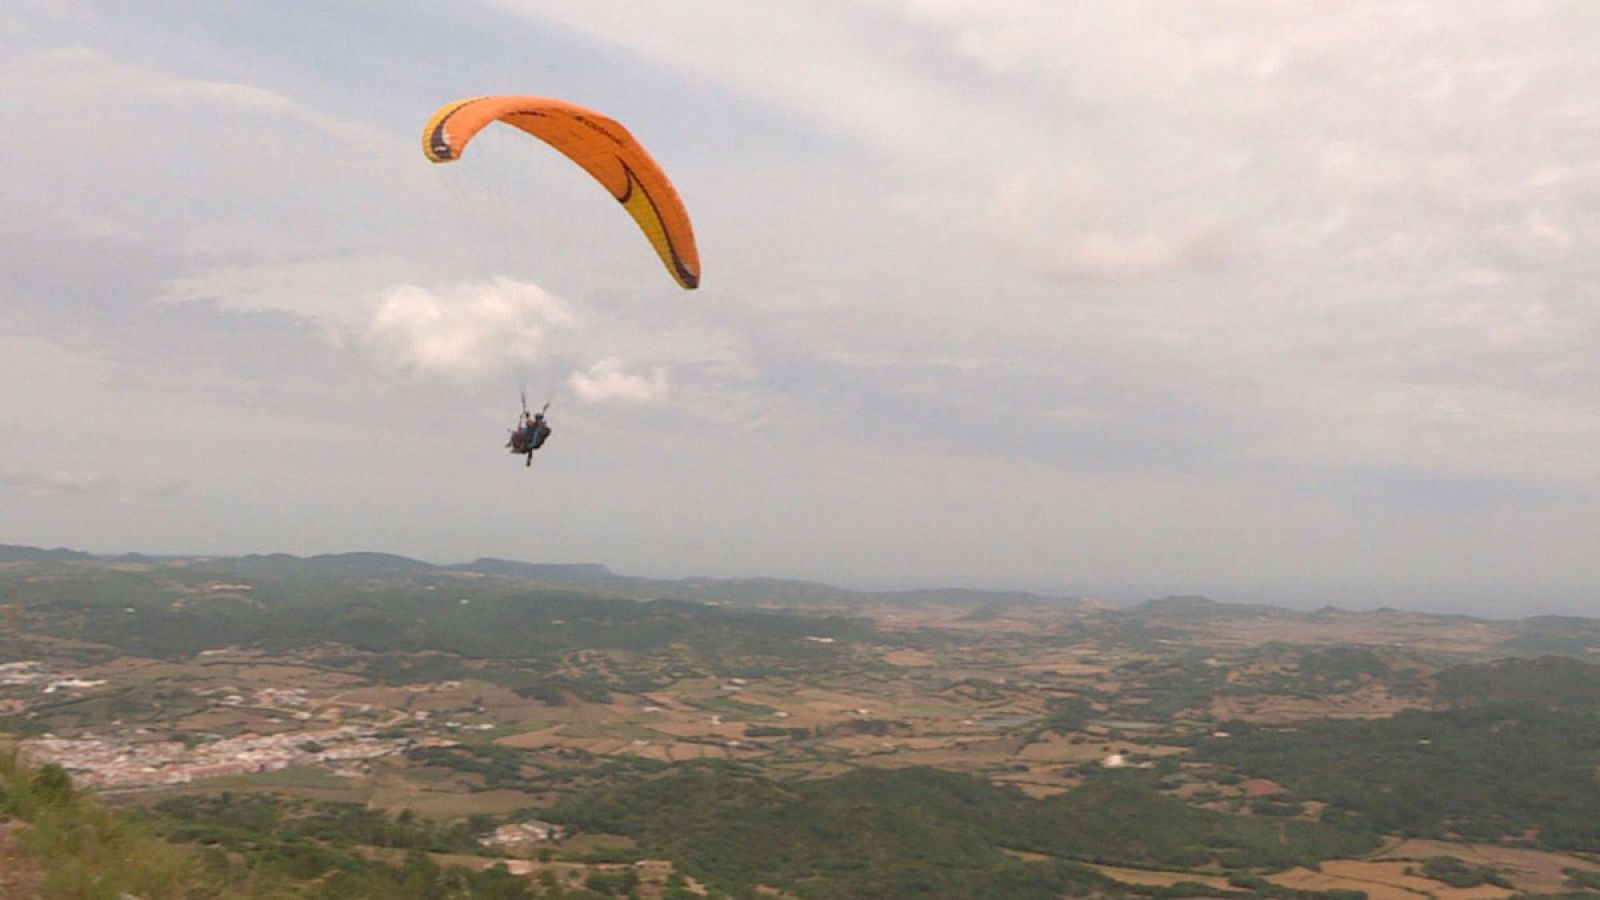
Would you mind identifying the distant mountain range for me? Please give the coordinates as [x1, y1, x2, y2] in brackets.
[4, 542, 1600, 670]
[0, 544, 94, 563]
[3, 544, 1594, 637]
[0, 543, 1082, 611]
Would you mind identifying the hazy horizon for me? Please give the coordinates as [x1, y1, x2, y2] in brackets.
[6, 537, 1594, 620]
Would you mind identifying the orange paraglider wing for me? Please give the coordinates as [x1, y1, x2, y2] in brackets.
[423, 95, 700, 290]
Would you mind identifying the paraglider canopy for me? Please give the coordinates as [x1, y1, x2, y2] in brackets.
[423, 95, 701, 290]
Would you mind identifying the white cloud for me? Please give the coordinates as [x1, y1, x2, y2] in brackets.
[986, 172, 1225, 281]
[0, 468, 113, 495]
[2, 45, 369, 139]
[164, 253, 418, 328]
[1045, 223, 1223, 282]
[567, 358, 670, 404]
[366, 278, 576, 380]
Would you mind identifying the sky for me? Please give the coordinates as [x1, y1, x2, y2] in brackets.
[3, 1, 1598, 615]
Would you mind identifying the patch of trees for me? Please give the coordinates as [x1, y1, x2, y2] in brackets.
[680, 695, 776, 720]
[402, 745, 666, 794]
[149, 792, 494, 855]
[830, 718, 911, 737]
[1219, 646, 1429, 700]
[316, 851, 536, 899]
[1564, 868, 1600, 891]
[332, 651, 477, 685]
[1040, 695, 1095, 734]
[743, 725, 812, 739]
[1196, 703, 1600, 850]
[1419, 856, 1510, 889]
[1007, 774, 1376, 870]
[941, 677, 1025, 703]
[511, 674, 614, 706]
[145, 793, 542, 897]
[404, 744, 536, 790]
[1435, 656, 1600, 711]
[545, 765, 1378, 899]
[1106, 655, 1229, 720]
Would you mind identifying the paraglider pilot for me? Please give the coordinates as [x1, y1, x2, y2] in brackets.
[507, 403, 552, 467]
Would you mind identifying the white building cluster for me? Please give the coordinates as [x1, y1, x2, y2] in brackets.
[480, 821, 564, 850]
[0, 660, 106, 694]
[23, 726, 401, 790]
